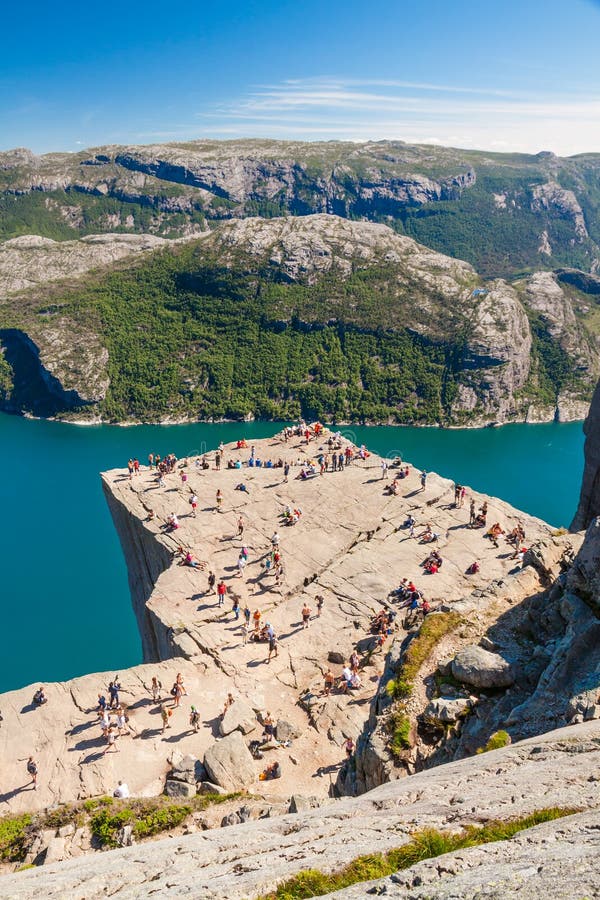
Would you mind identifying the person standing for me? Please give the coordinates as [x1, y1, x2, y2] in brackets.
[103, 727, 119, 754]
[207, 571, 216, 595]
[267, 631, 278, 662]
[469, 499, 476, 527]
[108, 680, 121, 709]
[316, 595, 324, 617]
[189, 494, 198, 517]
[217, 579, 227, 607]
[301, 603, 311, 629]
[237, 516, 244, 538]
[27, 757, 38, 790]
[284, 462, 290, 483]
[189, 706, 201, 733]
[420, 471, 427, 491]
[237, 554, 246, 579]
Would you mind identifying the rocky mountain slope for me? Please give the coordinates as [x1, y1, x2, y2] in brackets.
[1, 214, 599, 424]
[2, 139, 600, 277]
[0, 427, 599, 897]
[1, 722, 599, 899]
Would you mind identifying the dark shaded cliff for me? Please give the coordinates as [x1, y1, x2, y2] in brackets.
[572, 377, 600, 530]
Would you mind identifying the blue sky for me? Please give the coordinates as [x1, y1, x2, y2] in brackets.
[2, 0, 600, 155]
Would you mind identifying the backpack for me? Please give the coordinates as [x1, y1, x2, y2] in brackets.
[171, 685, 178, 697]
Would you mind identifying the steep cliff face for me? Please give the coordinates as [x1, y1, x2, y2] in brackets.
[572, 378, 600, 530]
[101, 478, 174, 660]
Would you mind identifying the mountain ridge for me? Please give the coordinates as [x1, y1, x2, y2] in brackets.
[2, 138, 600, 277]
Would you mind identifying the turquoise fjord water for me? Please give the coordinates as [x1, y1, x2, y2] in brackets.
[0, 413, 584, 693]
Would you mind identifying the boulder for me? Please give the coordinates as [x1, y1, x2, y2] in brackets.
[451, 645, 514, 689]
[118, 825, 134, 847]
[436, 657, 454, 677]
[219, 701, 257, 737]
[169, 754, 206, 785]
[275, 720, 301, 742]
[198, 781, 229, 796]
[42, 837, 66, 865]
[164, 779, 196, 799]
[288, 795, 322, 814]
[422, 697, 471, 726]
[203, 732, 256, 791]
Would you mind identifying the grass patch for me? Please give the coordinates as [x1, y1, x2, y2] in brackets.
[385, 613, 463, 755]
[476, 730, 511, 754]
[262, 807, 578, 899]
[0, 791, 241, 862]
[90, 793, 240, 848]
[389, 711, 411, 756]
[387, 613, 463, 702]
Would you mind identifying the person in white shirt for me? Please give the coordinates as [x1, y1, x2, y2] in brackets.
[113, 780, 130, 799]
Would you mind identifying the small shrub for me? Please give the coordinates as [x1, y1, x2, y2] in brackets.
[133, 804, 191, 839]
[476, 730, 511, 754]
[83, 796, 113, 813]
[43, 804, 82, 829]
[90, 808, 136, 848]
[0, 814, 32, 862]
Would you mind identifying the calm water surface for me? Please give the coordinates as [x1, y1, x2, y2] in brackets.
[0, 414, 584, 692]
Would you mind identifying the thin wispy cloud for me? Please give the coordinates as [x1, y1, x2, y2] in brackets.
[197, 77, 600, 156]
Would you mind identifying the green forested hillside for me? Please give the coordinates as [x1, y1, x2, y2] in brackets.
[2, 231, 585, 424]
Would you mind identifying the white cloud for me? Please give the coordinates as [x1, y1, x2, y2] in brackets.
[195, 77, 600, 156]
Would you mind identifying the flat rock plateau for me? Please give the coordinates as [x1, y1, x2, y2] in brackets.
[1, 426, 599, 898]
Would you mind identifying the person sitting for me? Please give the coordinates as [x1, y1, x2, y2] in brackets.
[339, 665, 353, 693]
[183, 551, 202, 569]
[33, 687, 47, 706]
[235, 482, 249, 493]
[349, 671, 362, 690]
[418, 524, 438, 543]
[166, 513, 179, 530]
[262, 760, 281, 780]
[487, 522, 504, 547]
[466, 561, 480, 575]
[201, 456, 210, 470]
[113, 780, 130, 799]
